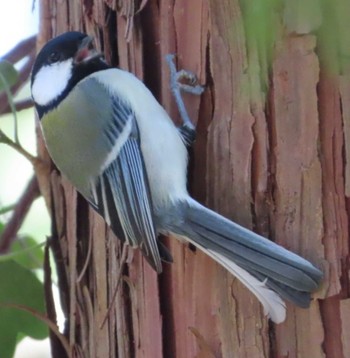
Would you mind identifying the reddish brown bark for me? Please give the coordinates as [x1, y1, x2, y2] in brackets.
[35, 0, 350, 357]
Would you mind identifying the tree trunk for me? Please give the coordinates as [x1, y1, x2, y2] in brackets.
[36, 1, 349, 357]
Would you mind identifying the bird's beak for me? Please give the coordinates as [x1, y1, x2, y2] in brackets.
[74, 36, 103, 64]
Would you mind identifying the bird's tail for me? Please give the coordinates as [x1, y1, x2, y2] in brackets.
[162, 199, 323, 323]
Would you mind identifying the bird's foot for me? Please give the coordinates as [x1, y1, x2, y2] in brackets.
[174, 69, 205, 96]
[166, 54, 204, 146]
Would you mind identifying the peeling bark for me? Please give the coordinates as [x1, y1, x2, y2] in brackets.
[36, 0, 349, 357]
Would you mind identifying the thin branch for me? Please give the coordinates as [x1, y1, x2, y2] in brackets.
[0, 203, 16, 215]
[1, 35, 37, 64]
[0, 241, 44, 262]
[16, 52, 35, 84]
[2, 303, 71, 357]
[0, 176, 40, 253]
[0, 36, 37, 116]
[0, 98, 33, 114]
[0, 53, 35, 114]
[0, 129, 37, 164]
[0, 70, 19, 143]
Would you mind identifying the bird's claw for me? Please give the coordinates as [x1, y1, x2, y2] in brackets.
[166, 54, 204, 145]
[176, 69, 204, 93]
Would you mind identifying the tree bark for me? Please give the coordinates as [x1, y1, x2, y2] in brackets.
[35, 0, 349, 357]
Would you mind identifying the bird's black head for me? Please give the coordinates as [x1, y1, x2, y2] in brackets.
[31, 31, 109, 117]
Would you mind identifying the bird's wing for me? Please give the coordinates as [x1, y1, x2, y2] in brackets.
[87, 85, 163, 273]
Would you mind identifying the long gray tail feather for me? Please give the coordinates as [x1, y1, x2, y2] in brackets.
[160, 198, 323, 309]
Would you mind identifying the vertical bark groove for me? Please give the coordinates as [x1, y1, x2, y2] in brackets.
[35, 0, 349, 356]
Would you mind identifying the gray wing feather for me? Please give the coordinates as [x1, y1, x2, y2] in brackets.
[88, 94, 163, 272]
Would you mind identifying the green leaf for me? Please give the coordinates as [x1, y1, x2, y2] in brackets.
[0, 223, 45, 269]
[0, 60, 18, 93]
[0, 60, 20, 142]
[0, 204, 16, 215]
[9, 236, 45, 270]
[0, 260, 48, 358]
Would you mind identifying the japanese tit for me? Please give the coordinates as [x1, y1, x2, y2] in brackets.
[31, 32, 323, 323]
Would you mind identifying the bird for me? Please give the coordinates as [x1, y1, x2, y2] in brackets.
[31, 31, 323, 324]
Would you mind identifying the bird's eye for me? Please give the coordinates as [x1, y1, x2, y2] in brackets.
[48, 51, 61, 64]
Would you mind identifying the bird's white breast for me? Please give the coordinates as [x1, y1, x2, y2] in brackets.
[92, 69, 189, 209]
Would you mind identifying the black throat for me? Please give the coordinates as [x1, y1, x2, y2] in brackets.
[35, 58, 110, 119]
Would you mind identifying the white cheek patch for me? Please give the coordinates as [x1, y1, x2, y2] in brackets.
[31, 59, 73, 106]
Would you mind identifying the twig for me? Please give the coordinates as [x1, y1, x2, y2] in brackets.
[0, 241, 45, 262]
[12, 52, 35, 85]
[1, 35, 36, 64]
[0, 36, 37, 115]
[0, 129, 37, 164]
[0, 53, 35, 114]
[0, 203, 16, 215]
[2, 303, 71, 357]
[0, 175, 40, 253]
[0, 70, 19, 143]
[0, 98, 33, 115]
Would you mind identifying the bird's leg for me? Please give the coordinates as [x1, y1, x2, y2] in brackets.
[166, 54, 204, 147]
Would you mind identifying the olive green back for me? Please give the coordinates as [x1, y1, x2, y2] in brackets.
[41, 77, 114, 198]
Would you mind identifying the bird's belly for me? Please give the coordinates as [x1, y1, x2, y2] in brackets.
[137, 112, 189, 209]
